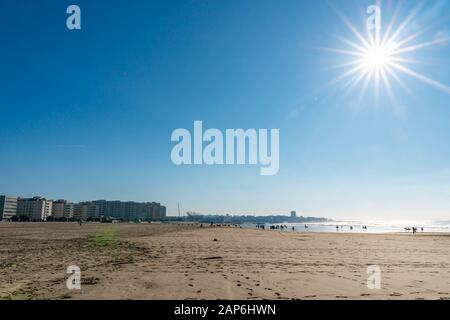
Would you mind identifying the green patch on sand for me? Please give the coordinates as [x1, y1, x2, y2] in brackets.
[88, 229, 117, 248]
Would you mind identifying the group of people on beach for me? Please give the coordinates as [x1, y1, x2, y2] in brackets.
[335, 225, 367, 231]
[256, 224, 305, 232]
[405, 227, 424, 234]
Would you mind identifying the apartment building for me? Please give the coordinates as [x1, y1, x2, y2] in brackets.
[52, 200, 75, 219]
[0, 195, 18, 221]
[17, 197, 53, 221]
[73, 202, 99, 220]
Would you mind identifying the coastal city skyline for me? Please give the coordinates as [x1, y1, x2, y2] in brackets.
[0, 194, 166, 221]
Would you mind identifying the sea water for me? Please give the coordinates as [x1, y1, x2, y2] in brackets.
[247, 220, 450, 233]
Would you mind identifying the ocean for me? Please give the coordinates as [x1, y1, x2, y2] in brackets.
[247, 220, 450, 233]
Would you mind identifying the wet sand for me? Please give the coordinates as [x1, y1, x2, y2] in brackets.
[0, 222, 449, 300]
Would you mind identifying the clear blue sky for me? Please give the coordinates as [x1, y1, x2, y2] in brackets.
[1, 0, 450, 221]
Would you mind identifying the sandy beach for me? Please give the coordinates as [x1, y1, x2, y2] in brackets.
[0, 222, 449, 300]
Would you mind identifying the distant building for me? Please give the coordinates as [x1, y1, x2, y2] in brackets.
[52, 200, 74, 219]
[52, 200, 66, 218]
[64, 202, 75, 219]
[142, 202, 165, 221]
[92, 200, 107, 217]
[92, 200, 166, 221]
[74, 202, 99, 220]
[73, 203, 87, 221]
[290, 211, 297, 218]
[17, 197, 53, 221]
[107, 200, 123, 218]
[159, 205, 166, 220]
[0, 195, 18, 221]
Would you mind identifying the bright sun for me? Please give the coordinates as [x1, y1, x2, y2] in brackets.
[325, 2, 450, 103]
[364, 45, 391, 69]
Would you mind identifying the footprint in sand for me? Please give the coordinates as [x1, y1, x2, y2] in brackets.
[390, 292, 402, 297]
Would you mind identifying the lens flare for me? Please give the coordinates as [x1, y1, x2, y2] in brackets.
[322, 1, 450, 107]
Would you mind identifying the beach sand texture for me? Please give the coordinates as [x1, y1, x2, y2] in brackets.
[0, 223, 449, 300]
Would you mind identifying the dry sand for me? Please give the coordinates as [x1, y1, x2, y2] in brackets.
[0, 222, 449, 300]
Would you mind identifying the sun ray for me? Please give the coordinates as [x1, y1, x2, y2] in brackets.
[381, 0, 403, 46]
[328, 63, 366, 86]
[344, 66, 371, 97]
[386, 1, 426, 47]
[375, 0, 382, 46]
[335, 35, 368, 53]
[389, 56, 424, 65]
[391, 37, 450, 55]
[330, 4, 372, 49]
[327, 59, 365, 70]
[319, 47, 366, 58]
[384, 64, 412, 95]
[388, 61, 450, 94]
[355, 68, 373, 106]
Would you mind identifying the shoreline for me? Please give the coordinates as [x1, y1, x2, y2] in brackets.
[2, 221, 449, 235]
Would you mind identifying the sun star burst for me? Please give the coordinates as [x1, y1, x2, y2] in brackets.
[324, 1, 450, 106]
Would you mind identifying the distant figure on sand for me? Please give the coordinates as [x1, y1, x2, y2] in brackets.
[292, 226, 295, 232]
[421, 227, 424, 232]
[336, 226, 339, 231]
